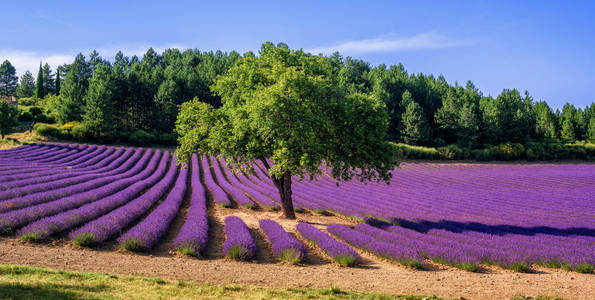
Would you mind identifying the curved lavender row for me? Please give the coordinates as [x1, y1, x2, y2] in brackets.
[0, 147, 106, 189]
[70, 155, 178, 246]
[296, 222, 359, 267]
[0, 144, 59, 160]
[0, 144, 39, 156]
[218, 158, 279, 210]
[18, 151, 170, 241]
[0, 146, 105, 179]
[0, 149, 154, 233]
[208, 156, 254, 208]
[200, 156, 231, 207]
[172, 153, 209, 256]
[0, 144, 48, 163]
[0, 148, 139, 201]
[26, 145, 89, 163]
[0, 146, 70, 167]
[118, 160, 187, 251]
[17, 145, 74, 161]
[42, 145, 101, 165]
[0, 147, 115, 190]
[259, 219, 306, 264]
[327, 224, 425, 269]
[221, 216, 256, 260]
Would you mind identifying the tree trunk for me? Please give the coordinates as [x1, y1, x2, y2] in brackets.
[262, 159, 296, 219]
[277, 171, 296, 219]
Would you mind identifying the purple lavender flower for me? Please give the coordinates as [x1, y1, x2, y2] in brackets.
[117, 159, 188, 251]
[222, 216, 255, 260]
[259, 219, 306, 264]
[296, 222, 359, 267]
[172, 153, 209, 256]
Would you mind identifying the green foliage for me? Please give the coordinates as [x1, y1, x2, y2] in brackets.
[17, 97, 37, 106]
[35, 63, 44, 99]
[177, 43, 397, 217]
[0, 60, 18, 96]
[533, 101, 558, 140]
[83, 64, 116, 140]
[225, 245, 252, 261]
[0, 101, 18, 139]
[57, 53, 92, 123]
[42, 63, 56, 96]
[401, 100, 430, 145]
[129, 129, 155, 145]
[34, 122, 82, 140]
[587, 117, 595, 142]
[16, 71, 36, 98]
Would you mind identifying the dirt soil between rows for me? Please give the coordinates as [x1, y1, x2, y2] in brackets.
[0, 205, 593, 300]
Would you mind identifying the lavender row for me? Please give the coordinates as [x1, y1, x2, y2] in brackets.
[200, 156, 231, 207]
[259, 219, 306, 264]
[0, 149, 155, 234]
[172, 153, 209, 256]
[118, 161, 187, 251]
[208, 156, 255, 208]
[217, 158, 279, 210]
[0, 148, 133, 199]
[296, 222, 359, 267]
[17, 151, 168, 241]
[0, 148, 139, 213]
[69, 155, 178, 246]
[222, 216, 256, 260]
[0, 147, 117, 190]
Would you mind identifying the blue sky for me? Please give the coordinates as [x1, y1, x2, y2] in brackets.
[1, 0, 594, 109]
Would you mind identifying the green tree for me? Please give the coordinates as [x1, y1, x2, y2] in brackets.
[42, 63, 55, 95]
[83, 64, 116, 139]
[176, 43, 397, 219]
[16, 71, 36, 98]
[0, 60, 18, 96]
[559, 103, 577, 142]
[401, 100, 431, 145]
[57, 53, 91, 123]
[587, 117, 595, 143]
[0, 100, 18, 139]
[533, 101, 558, 140]
[560, 118, 576, 142]
[55, 69, 61, 95]
[35, 63, 44, 99]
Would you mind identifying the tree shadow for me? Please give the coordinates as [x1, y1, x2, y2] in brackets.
[0, 282, 109, 300]
[378, 218, 595, 237]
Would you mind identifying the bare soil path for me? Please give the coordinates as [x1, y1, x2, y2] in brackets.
[0, 205, 593, 299]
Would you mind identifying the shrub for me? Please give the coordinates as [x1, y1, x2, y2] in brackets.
[129, 129, 155, 146]
[18, 97, 37, 106]
[18, 111, 33, 122]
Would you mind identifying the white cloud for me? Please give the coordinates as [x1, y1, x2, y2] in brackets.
[305, 32, 471, 55]
[0, 43, 188, 77]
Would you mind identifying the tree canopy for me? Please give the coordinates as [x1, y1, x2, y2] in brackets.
[176, 43, 398, 218]
[0, 100, 18, 139]
[0, 60, 18, 97]
[16, 71, 36, 98]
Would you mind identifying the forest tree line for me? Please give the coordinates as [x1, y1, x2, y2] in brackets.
[0, 45, 594, 151]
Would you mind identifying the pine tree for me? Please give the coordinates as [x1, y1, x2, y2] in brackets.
[83, 64, 116, 139]
[15, 71, 36, 98]
[401, 100, 431, 145]
[560, 118, 576, 142]
[42, 63, 55, 95]
[35, 63, 44, 99]
[587, 117, 595, 143]
[0, 60, 18, 96]
[55, 69, 61, 95]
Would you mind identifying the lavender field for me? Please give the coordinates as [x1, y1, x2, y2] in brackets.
[0, 143, 593, 273]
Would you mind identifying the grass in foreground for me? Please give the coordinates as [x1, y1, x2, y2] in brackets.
[0, 264, 440, 300]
